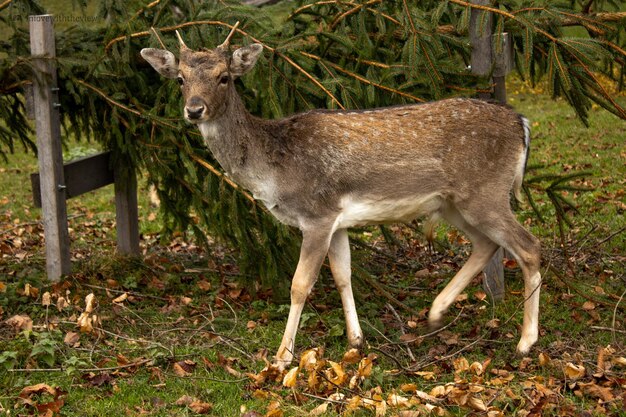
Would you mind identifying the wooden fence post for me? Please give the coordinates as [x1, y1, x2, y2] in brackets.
[469, 0, 505, 302]
[30, 15, 71, 280]
[115, 171, 140, 255]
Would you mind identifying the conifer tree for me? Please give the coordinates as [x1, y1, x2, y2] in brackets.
[1, 0, 624, 285]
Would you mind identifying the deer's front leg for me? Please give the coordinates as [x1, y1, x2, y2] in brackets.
[328, 228, 363, 349]
[275, 228, 332, 370]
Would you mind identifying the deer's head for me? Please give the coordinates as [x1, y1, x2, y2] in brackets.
[140, 23, 262, 123]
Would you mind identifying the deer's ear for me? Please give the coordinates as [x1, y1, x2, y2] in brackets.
[230, 44, 263, 78]
[140, 48, 178, 79]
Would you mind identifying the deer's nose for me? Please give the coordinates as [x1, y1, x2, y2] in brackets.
[186, 105, 205, 119]
[185, 97, 206, 120]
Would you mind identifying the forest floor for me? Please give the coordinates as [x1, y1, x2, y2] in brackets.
[1, 83, 625, 416]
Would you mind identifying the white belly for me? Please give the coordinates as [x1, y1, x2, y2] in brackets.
[335, 194, 441, 229]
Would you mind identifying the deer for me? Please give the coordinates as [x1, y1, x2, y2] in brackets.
[140, 23, 542, 370]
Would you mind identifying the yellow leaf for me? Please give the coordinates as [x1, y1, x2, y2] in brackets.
[357, 354, 376, 378]
[448, 387, 470, 406]
[538, 352, 551, 367]
[400, 383, 418, 393]
[64, 331, 80, 346]
[328, 393, 345, 402]
[468, 396, 487, 411]
[415, 389, 439, 403]
[613, 356, 626, 367]
[6, 314, 33, 332]
[173, 362, 192, 377]
[564, 362, 585, 380]
[582, 301, 596, 311]
[42, 292, 51, 306]
[309, 403, 328, 416]
[374, 393, 387, 417]
[299, 348, 321, 371]
[174, 395, 195, 405]
[429, 385, 447, 398]
[84, 293, 96, 313]
[56, 297, 68, 312]
[342, 348, 361, 364]
[327, 361, 347, 386]
[387, 393, 410, 408]
[112, 293, 128, 303]
[453, 357, 470, 373]
[282, 366, 299, 388]
[413, 371, 436, 380]
[188, 400, 212, 414]
[579, 381, 614, 402]
[76, 312, 93, 333]
[469, 361, 484, 375]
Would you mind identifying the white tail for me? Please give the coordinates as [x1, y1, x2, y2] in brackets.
[141, 31, 541, 369]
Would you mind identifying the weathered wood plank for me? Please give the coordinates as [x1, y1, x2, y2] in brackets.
[114, 171, 140, 256]
[31, 152, 115, 208]
[470, 0, 493, 100]
[470, 1, 505, 302]
[30, 14, 71, 280]
[493, 32, 513, 104]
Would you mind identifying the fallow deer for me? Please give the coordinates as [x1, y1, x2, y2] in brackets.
[141, 24, 542, 369]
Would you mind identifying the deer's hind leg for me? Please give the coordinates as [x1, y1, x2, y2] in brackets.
[436, 201, 542, 355]
[428, 206, 499, 329]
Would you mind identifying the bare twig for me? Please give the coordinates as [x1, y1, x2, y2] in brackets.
[354, 265, 422, 317]
[385, 303, 416, 362]
[596, 226, 626, 246]
[612, 289, 626, 344]
[81, 283, 170, 301]
[8, 358, 153, 373]
[590, 326, 626, 335]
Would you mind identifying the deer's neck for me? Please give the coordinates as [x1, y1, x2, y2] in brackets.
[196, 89, 273, 192]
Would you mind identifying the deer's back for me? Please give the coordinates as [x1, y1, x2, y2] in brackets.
[254, 98, 527, 228]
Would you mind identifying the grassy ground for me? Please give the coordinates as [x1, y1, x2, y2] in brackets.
[1, 84, 625, 416]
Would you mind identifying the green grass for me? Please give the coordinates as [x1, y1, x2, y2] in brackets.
[1, 84, 626, 416]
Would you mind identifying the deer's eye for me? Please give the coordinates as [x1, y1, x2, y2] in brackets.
[177, 76, 184, 86]
[219, 74, 230, 85]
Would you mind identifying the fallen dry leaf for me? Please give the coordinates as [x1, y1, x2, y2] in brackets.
[327, 361, 347, 385]
[64, 331, 80, 346]
[453, 357, 470, 373]
[5, 314, 33, 332]
[564, 362, 585, 380]
[357, 354, 377, 378]
[175, 395, 196, 406]
[578, 382, 614, 402]
[18, 383, 66, 415]
[173, 360, 196, 377]
[413, 371, 436, 380]
[84, 293, 96, 313]
[538, 352, 551, 367]
[196, 280, 212, 291]
[112, 293, 128, 303]
[467, 396, 487, 411]
[387, 393, 410, 408]
[470, 361, 484, 375]
[309, 402, 329, 416]
[42, 291, 51, 306]
[282, 366, 299, 388]
[342, 348, 361, 364]
[582, 301, 596, 311]
[19, 383, 58, 398]
[299, 348, 322, 371]
[188, 400, 213, 414]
